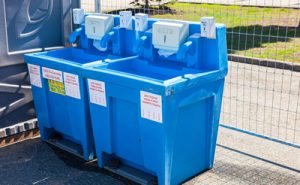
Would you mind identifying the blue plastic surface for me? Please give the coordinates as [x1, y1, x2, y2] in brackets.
[84, 19, 228, 184]
[24, 15, 140, 160]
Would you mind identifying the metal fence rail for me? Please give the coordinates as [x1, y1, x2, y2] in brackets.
[80, 0, 300, 147]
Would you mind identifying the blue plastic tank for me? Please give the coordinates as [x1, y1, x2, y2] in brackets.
[24, 15, 139, 160]
[84, 19, 228, 184]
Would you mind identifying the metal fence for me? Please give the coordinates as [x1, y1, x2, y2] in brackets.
[80, 0, 300, 147]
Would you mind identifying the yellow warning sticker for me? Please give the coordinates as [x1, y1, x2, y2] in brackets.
[48, 80, 65, 95]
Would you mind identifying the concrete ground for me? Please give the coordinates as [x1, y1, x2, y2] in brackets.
[221, 61, 300, 146]
[0, 126, 299, 185]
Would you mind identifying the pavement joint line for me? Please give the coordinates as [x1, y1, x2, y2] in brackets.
[220, 124, 300, 149]
[216, 143, 300, 174]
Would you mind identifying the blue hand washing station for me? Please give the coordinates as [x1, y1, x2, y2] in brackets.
[84, 16, 228, 184]
[24, 10, 140, 160]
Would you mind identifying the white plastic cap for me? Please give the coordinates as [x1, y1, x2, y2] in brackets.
[200, 17, 216, 39]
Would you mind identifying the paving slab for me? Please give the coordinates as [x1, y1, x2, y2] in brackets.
[221, 61, 300, 146]
[0, 127, 299, 185]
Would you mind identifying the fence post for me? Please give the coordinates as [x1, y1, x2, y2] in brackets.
[95, 0, 101, 13]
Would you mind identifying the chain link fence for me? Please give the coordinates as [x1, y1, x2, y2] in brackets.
[81, 0, 300, 147]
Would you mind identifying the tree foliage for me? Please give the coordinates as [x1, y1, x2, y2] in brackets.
[130, 0, 162, 9]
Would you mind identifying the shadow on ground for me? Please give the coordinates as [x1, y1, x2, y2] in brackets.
[0, 136, 299, 185]
[0, 138, 137, 185]
[213, 159, 300, 184]
[227, 25, 300, 53]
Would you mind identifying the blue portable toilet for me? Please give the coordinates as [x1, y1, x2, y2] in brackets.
[84, 17, 228, 184]
[24, 11, 139, 160]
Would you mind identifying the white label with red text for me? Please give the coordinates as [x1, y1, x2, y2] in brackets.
[28, 64, 42, 88]
[64, 72, 81, 99]
[140, 91, 162, 123]
[88, 79, 106, 107]
[42, 67, 63, 82]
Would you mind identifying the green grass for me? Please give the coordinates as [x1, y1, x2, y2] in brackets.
[151, 3, 300, 63]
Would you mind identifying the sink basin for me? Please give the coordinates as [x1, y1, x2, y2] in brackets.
[96, 57, 203, 82]
[30, 48, 120, 66]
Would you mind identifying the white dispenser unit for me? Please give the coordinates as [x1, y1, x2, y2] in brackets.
[120, 11, 132, 29]
[200, 17, 216, 39]
[85, 14, 114, 40]
[135, 13, 148, 32]
[152, 21, 189, 52]
[73, 9, 84, 25]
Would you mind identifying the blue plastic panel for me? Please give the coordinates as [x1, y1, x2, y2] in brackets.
[24, 16, 143, 160]
[4, 0, 63, 54]
[84, 19, 228, 184]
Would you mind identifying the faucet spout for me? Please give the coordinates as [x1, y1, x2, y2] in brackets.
[134, 36, 148, 54]
[100, 31, 115, 49]
[69, 27, 83, 44]
[176, 41, 193, 60]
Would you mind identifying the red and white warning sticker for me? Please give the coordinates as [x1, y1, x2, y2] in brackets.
[42, 67, 63, 82]
[28, 64, 42, 88]
[140, 91, 163, 123]
[64, 72, 81, 99]
[88, 79, 107, 107]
